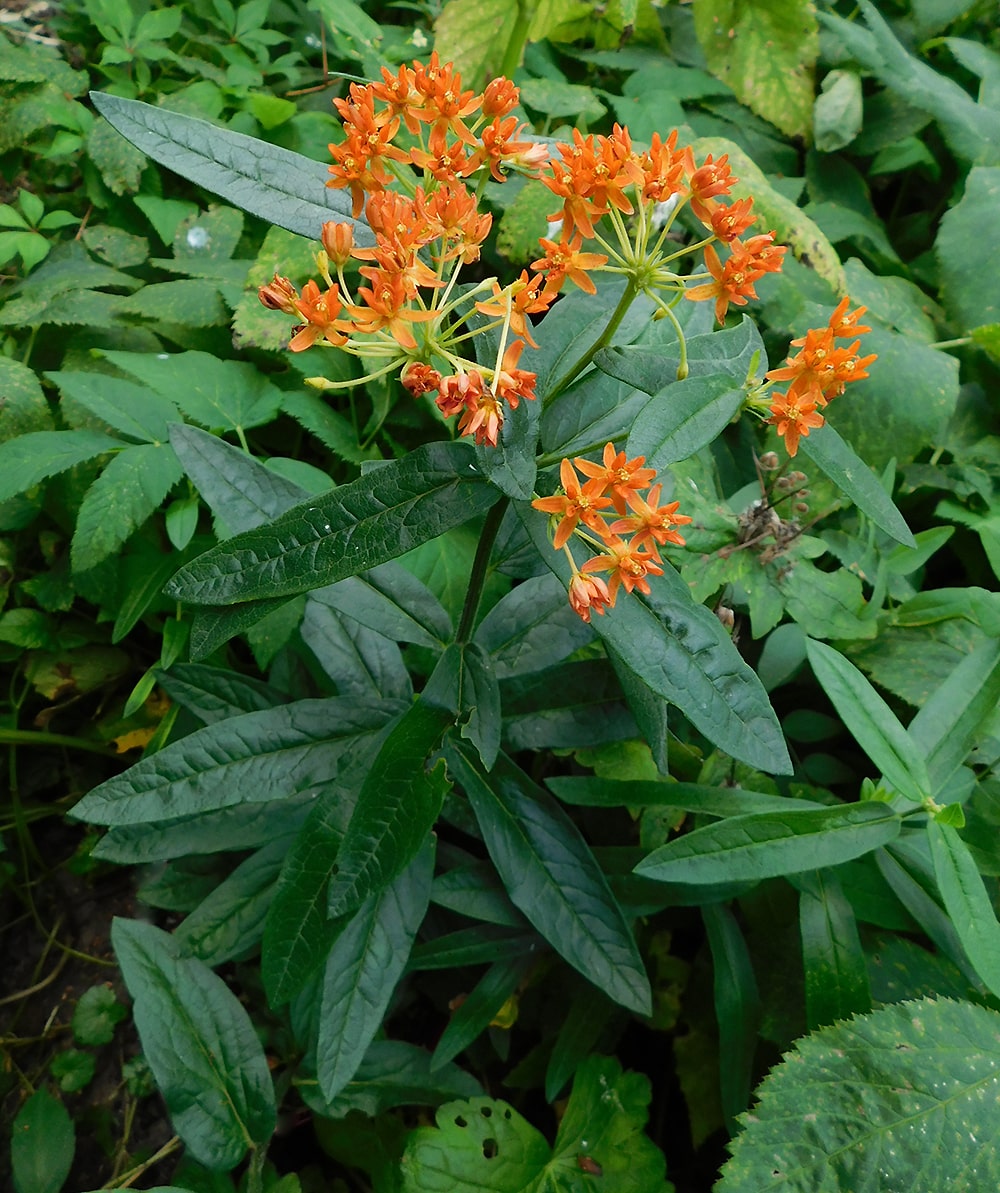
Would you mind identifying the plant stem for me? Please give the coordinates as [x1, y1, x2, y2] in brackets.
[542, 280, 639, 407]
[456, 497, 510, 644]
[246, 1145, 267, 1193]
[0, 728, 118, 756]
[499, 0, 533, 79]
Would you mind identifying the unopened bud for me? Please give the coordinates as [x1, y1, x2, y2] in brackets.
[759, 451, 780, 471]
[788, 470, 807, 485]
[321, 221, 355, 267]
[794, 501, 809, 513]
[258, 273, 299, 314]
[775, 475, 793, 491]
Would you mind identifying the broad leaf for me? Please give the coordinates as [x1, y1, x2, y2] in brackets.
[717, 997, 1000, 1192]
[627, 374, 745, 472]
[798, 422, 915, 547]
[0, 429, 123, 502]
[46, 370, 180, 443]
[112, 918, 275, 1170]
[326, 698, 452, 919]
[91, 92, 374, 243]
[636, 803, 902, 884]
[167, 442, 501, 606]
[156, 663, 286, 724]
[11, 1089, 74, 1193]
[317, 838, 435, 1100]
[72, 697, 399, 825]
[806, 639, 930, 804]
[446, 741, 652, 1015]
[928, 821, 1000, 1001]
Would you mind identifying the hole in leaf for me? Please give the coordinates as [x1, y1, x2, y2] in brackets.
[480, 1106, 492, 1118]
[482, 1137, 498, 1159]
[503, 1108, 512, 1119]
[455, 1115, 468, 1128]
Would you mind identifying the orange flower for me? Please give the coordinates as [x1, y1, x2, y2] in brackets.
[766, 327, 876, 404]
[436, 370, 485, 418]
[349, 270, 436, 349]
[370, 64, 421, 133]
[492, 339, 536, 409]
[531, 458, 614, 550]
[641, 129, 686, 203]
[410, 53, 482, 155]
[580, 536, 663, 600]
[401, 362, 442, 396]
[458, 387, 505, 447]
[258, 273, 298, 314]
[482, 77, 520, 118]
[768, 381, 826, 457]
[573, 443, 657, 514]
[475, 271, 555, 349]
[473, 116, 548, 182]
[685, 234, 785, 324]
[611, 484, 692, 551]
[531, 232, 607, 295]
[568, 571, 613, 622]
[289, 280, 355, 351]
[686, 151, 734, 223]
[321, 221, 355, 267]
[823, 296, 871, 340]
[709, 197, 757, 242]
[409, 141, 478, 184]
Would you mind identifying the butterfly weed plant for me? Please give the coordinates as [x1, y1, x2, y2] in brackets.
[7, 5, 1000, 1189]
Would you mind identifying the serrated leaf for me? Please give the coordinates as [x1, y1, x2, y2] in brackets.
[72, 984, 127, 1045]
[806, 639, 930, 803]
[326, 698, 452, 919]
[112, 918, 275, 1170]
[433, 0, 521, 90]
[0, 356, 55, 442]
[166, 442, 502, 606]
[446, 740, 651, 1015]
[90, 92, 373, 244]
[72, 696, 399, 826]
[11, 1089, 74, 1193]
[103, 350, 282, 433]
[71, 443, 183, 572]
[87, 115, 147, 195]
[0, 429, 124, 503]
[636, 803, 902, 885]
[46, 370, 179, 443]
[717, 997, 1000, 1192]
[317, 838, 434, 1100]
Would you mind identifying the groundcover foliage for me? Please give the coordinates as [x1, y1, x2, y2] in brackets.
[2, 1, 1000, 1191]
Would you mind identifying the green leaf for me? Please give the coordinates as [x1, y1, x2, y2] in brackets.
[813, 69, 863, 152]
[71, 444, 183, 572]
[796, 869, 871, 1030]
[46, 371, 179, 444]
[548, 776, 819, 815]
[693, 0, 817, 138]
[72, 697, 399, 825]
[636, 803, 902, 885]
[0, 356, 55, 442]
[544, 988, 618, 1102]
[408, 925, 536, 971]
[87, 115, 147, 195]
[717, 997, 1000, 1192]
[627, 374, 745, 471]
[312, 563, 452, 650]
[0, 429, 123, 503]
[433, 0, 520, 90]
[928, 821, 1000, 1001]
[704, 902, 759, 1132]
[72, 984, 127, 1046]
[156, 663, 285, 724]
[50, 1049, 96, 1093]
[473, 572, 593, 679]
[11, 1089, 74, 1193]
[446, 740, 652, 1015]
[326, 698, 452, 919]
[798, 422, 915, 547]
[302, 598, 411, 702]
[400, 1095, 551, 1193]
[166, 442, 502, 606]
[806, 639, 930, 804]
[317, 838, 435, 1100]
[112, 918, 275, 1170]
[431, 953, 535, 1070]
[936, 166, 1000, 332]
[103, 350, 282, 433]
[90, 92, 374, 244]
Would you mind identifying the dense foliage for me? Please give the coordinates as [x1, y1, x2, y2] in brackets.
[2, 2, 1000, 1191]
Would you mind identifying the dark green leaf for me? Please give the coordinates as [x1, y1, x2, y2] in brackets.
[72, 697, 399, 825]
[473, 572, 594, 679]
[627, 374, 745, 472]
[447, 741, 651, 1015]
[90, 92, 374, 243]
[72, 984, 127, 1046]
[317, 838, 434, 1099]
[936, 166, 1000, 331]
[326, 698, 452, 919]
[806, 639, 930, 803]
[547, 776, 820, 814]
[796, 869, 871, 1030]
[167, 443, 501, 606]
[46, 371, 180, 443]
[607, 643, 671, 775]
[798, 421, 915, 547]
[408, 924, 537, 971]
[11, 1089, 74, 1193]
[704, 902, 760, 1132]
[312, 562, 451, 648]
[928, 821, 1000, 1001]
[156, 663, 286, 724]
[717, 997, 1000, 1192]
[301, 598, 411, 702]
[430, 863, 526, 929]
[431, 953, 535, 1070]
[499, 658, 637, 751]
[188, 597, 297, 660]
[544, 987, 618, 1102]
[636, 803, 901, 884]
[112, 918, 275, 1170]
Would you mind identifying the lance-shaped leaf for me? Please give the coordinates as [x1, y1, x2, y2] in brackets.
[90, 92, 374, 244]
[704, 902, 760, 1133]
[795, 869, 871, 1031]
[473, 571, 593, 679]
[446, 740, 651, 1015]
[156, 663, 286, 725]
[518, 502, 790, 774]
[326, 698, 453, 920]
[431, 953, 536, 1070]
[112, 919, 275, 1171]
[166, 442, 501, 606]
[636, 802, 902, 885]
[317, 838, 435, 1100]
[627, 373, 746, 472]
[928, 821, 1000, 1001]
[312, 562, 452, 648]
[548, 776, 822, 814]
[72, 697, 399, 826]
[806, 639, 930, 804]
[798, 421, 915, 547]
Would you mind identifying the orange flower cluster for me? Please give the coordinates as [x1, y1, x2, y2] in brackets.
[765, 298, 875, 455]
[532, 444, 692, 622]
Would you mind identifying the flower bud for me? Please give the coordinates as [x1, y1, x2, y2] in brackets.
[758, 451, 780, 471]
[258, 274, 299, 314]
[321, 221, 355, 267]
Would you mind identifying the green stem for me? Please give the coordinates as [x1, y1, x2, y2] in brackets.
[246, 1145, 266, 1193]
[0, 728, 118, 756]
[650, 296, 689, 379]
[499, 0, 533, 79]
[456, 497, 510, 644]
[542, 280, 639, 407]
[928, 337, 971, 350]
